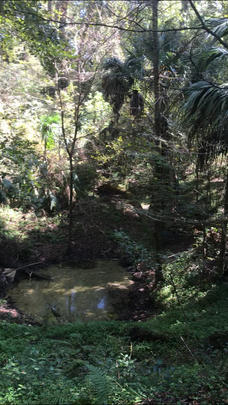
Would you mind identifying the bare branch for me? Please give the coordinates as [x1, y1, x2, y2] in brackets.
[70, 21, 203, 33]
[4, 7, 205, 34]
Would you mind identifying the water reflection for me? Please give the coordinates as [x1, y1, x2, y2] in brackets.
[65, 291, 77, 317]
[97, 297, 105, 309]
[9, 261, 131, 323]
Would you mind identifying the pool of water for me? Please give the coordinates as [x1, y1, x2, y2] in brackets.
[8, 261, 132, 323]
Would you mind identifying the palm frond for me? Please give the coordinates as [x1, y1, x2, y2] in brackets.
[101, 57, 135, 115]
[103, 57, 124, 72]
[183, 80, 228, 167]
[125, 56, 144, 80]
[198, 47, 228, 71]
[183, 18, 228, 168]
[209, 18, 228, 38]
[184, 81, 228, 126]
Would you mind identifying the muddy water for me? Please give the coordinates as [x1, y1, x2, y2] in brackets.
[8, 261, 132, 323]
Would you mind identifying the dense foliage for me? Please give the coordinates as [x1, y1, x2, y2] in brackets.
[0, 1, 228, 404]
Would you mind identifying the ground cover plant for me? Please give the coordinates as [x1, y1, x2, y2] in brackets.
[0, 280, 227, 405]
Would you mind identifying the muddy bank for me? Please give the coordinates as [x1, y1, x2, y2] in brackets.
[0, 196, 155, 268]
[0, 298, 41, 325]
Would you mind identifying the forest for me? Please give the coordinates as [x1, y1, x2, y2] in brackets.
[0, 0, 227, 404]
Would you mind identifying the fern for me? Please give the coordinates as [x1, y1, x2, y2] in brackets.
[86, 364, 116, 405]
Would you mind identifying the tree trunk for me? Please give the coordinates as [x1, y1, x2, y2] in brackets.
[48, 1, 52, 13]
[151, 0, 163, 283]
[68, 155, 74, 252]
[152, 0, 160, 140]
[56, 0, 68, 31]
[219, 167, 228, 275]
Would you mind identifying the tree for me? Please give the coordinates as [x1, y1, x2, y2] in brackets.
[0, 0, 65, 75]
[183, 17, 228, 275]
[53, 1, 121, 251]
[101, 57, 142, 122]
[152, 0, 161, 143]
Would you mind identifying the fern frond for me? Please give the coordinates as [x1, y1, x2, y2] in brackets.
[86, 364, 116, 405]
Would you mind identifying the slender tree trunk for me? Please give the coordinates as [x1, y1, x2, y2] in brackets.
[56, 0, 68, 31]
[195, 163, 199, 202]
[68, 155, 74, 252]
[206, 168, 211, 208]
[58, 87, 74, 253]
[44, 139, 47, 159]
[47, 1, 52, 13]
[219, 167, 228, 275]
[151, 0, 163, 283]
[152, 0, 160, 140]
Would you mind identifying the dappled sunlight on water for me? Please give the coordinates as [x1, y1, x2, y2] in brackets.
[9, 261, 131, 323]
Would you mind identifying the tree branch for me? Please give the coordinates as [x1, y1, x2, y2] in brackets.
[189, 0, 228, 49]
[4, 7, 206, 34]
[62, 21, 207, 33]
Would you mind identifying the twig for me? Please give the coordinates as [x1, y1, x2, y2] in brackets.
[15, 261, 44, 272]
[168, 269, 203, 365]
[180, 336, 201, 364]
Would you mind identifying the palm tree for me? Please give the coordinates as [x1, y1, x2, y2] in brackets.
[101, 56, 143, 121]
[183, 19, 228, 275]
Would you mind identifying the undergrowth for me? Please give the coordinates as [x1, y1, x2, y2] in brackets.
[0, 279, 227, 404]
